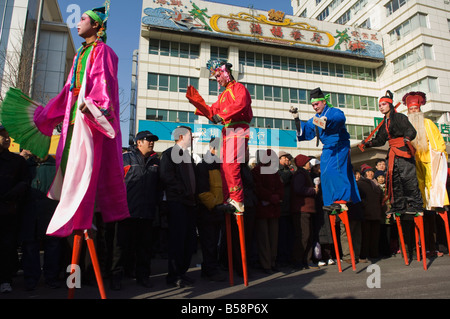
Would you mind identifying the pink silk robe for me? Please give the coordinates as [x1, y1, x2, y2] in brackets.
[34, 41, 129, 237]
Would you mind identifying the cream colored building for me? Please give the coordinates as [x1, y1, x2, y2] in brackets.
[135, 0, 449, 166]
[292, 0, 450, 165]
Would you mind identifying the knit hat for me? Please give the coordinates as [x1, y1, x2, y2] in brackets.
[295, 154, 311, 168]
[374, 170, 385, 179]
[360, 164, 373, 174]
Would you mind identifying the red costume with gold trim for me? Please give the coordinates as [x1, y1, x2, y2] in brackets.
[187, 80, 253, 204]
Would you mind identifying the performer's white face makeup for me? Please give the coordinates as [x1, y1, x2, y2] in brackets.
[214, 69, 231, 87]
[312, 100, 326, 114]
[378, 101, 391, 115]
[77, 13, 99, 39]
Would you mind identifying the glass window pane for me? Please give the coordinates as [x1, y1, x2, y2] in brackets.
[159, 109, 168, 121]
[178, 111, 188, 123]
[297, 59, 305, 73]
[169, 110, 177, 122]
[179, 76, 189, 93]
[189, 77, 199, 89]
[255, 53, 263, 67]
[246, 83, 255, 99]
[298, 89, 307, 103]
[305, 60, 312, 73]
[313, 61, 321, 74]
[288, 58, 297, 71]
[159, 74, 169, 91]
[169, 76, 178, 92]
[272, 55, 281, 70]
[264, 86, 273, 101]
[321, 62, 329, 75]
[282, 87, 289, 102]
[281, 56, 288, 70]
[160, 40, 170, 56]
[170, 42, 179, 57]
[338, 93, 345, 107]
[239, 51, 246, 65]
[179, 43, 189, 58]
[263, 54, 272, 68]
[247, 51, 255, 66]
[336, 64, 344, 77]
[257, 117, 264, 128]
[256, 85, 264, 100]
[273, 86, 281, 102]
[190, 44, 200, 59]
[146, 108, 157, 120]
[189, 112, 198, 123]
[266, 118, 274, 128]
[274, 118, 282, 129]
[148, 73, 158, 90]
[149, 39, 159, 54]
[290, 88, 298, 103]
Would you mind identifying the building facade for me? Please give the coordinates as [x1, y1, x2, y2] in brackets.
[135, 0, 449, 166]
[0, 0, 75, 152]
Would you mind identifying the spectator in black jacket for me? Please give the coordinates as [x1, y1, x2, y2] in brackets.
[0, 126, 30, 293]
[160, 126, 197, 288]
[110, 130, 161, 290]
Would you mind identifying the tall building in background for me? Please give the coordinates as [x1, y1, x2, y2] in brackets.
[0, 0, 76, 153]
[135, 0, 449, 166]
[292, 0, 450, 150]
[0, 0, 75, 104]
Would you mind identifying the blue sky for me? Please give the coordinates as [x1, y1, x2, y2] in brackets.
[56, 0, 294, 145]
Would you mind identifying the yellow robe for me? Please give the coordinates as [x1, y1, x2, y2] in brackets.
[415, 118, 449, 209]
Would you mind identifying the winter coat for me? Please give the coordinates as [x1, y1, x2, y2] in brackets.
[290, 167, 316, 214]
[123, 147, 161, 219]
[252, 164, 284, 219]
[160, 144, 196, 206]
[357, 177, 384, 222]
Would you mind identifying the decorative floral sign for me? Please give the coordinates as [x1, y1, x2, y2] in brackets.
[142, 0, 384, 59]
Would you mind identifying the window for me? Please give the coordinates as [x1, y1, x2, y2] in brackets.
[211, 46, 228, 60]
[148, 73, 199, 93]
[148, 39, 200, 59]
[385, 0, 408, 17]
[393, 44, 434, 73]
[389, 13, 428, 43]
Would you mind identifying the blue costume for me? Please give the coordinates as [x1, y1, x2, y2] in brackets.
[295, 96, 360, 207]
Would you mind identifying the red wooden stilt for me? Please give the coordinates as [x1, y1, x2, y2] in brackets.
[235, 213, 248, 286]
[225, 213, 234, 286]
[339, 208, 356, 271]
[414, 215, 427, 270]
[68, 230, 83, 299]
[329, 214, 342, 272]
[414, 220, 421, 262]
[396, 215, 409, 266]
[438, 212, 450, 257]
[84, 230, 107, 299]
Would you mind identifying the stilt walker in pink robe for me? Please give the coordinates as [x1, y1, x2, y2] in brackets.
[34, 2, 129, 237]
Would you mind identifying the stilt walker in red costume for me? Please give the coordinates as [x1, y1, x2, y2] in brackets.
[186, 60, 253, 286]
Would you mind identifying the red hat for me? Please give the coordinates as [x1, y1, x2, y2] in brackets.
[402, 91, 426, 110]
[295, 154, 311, 168]
[360, 164, 373, 173]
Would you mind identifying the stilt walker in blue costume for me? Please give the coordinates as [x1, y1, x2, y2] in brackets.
[290, 87, 361, 271]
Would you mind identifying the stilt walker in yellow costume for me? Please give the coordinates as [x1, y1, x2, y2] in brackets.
[405, 91, 450, 257]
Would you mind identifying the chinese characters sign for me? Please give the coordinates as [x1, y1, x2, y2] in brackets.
[142, 0, 384, 59]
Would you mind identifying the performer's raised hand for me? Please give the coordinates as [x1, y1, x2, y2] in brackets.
[79, 102, 91, 115]
[289, 106, 299, 119]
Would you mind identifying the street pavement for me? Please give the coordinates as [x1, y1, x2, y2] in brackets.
[2, 249, 450, 301]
